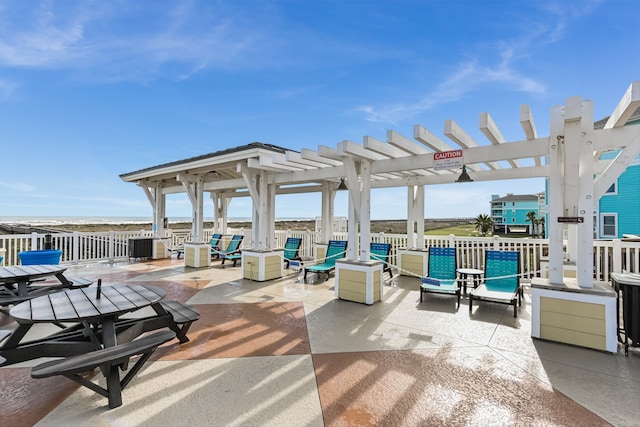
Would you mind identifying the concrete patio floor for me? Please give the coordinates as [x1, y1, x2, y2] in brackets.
[1, 257, 638, 427]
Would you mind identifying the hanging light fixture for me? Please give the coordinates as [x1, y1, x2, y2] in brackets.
[455, 165, 473, 182]
[337, 177, 348, 190]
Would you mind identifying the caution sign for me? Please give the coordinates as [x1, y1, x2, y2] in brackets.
[434, 150, 463, 171]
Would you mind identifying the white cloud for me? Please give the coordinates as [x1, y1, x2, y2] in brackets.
[0, 181, 36, 192]
[356, 3, 602, 124]
[0, 1, 273, 82]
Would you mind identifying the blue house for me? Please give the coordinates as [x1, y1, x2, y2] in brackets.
[490, 193, 542, 234]
[592, 111, 640, 239]
[594, 151, 640, 239]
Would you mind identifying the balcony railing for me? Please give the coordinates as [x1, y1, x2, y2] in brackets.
[1, 230, 637, 282]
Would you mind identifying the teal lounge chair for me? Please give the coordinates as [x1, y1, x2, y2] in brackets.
[370, 242, 392, 277]
[419, 247, 460, 307]
[209, 233, 222, 256]
[218, 235, 244, 267]
[176, 234, 222, 259]
[303, 240, 347, 281]
[283, 237, 303, 268]
[469, 250, 522, 317]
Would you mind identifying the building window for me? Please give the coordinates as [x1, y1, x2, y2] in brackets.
[512, 218, 516, 222]
[605, 182, 617, 195]
[600, 213, 617, 237]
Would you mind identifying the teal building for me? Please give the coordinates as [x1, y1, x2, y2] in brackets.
[595, 151, 640, 239]
[490, 193, 542, 234]
[592, 110, 640, 239]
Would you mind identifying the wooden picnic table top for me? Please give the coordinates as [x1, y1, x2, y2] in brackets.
[0, 264, 67, 284]
[10, 284, 166, 324]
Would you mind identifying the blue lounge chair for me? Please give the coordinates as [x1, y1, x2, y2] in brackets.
[303, 240, 347, 281]
[283, 237, 303, 269]
[370, 242, 392, 277]
[176, 234, 222, 259]
[419, 247, 460, 307]
[217, 235, 244, 267]
[469, 250, 522, 317]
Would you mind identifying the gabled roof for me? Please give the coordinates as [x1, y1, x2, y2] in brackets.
[119, 142, 289, 179]
[491, 194, 539, 203]
[594, 106, 640, 129]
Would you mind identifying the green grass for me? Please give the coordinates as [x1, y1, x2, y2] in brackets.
[425, 224, 536, 238]
[425, 224, 478, 236]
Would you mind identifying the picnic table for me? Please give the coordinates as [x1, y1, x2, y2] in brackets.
[0, 264, 92, 308]
[2, 284, 199, 408]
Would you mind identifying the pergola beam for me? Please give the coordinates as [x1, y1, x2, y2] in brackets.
[300, 148, 343, 166]
[318, 145, 345, 161]
[371, 165, 549, 188]
[479, 112, 520, 168]
[387, 129, 430, 155]
[338, 139, 385, 161]
[285, 151, 328, 168]
[604, 81, 640, 129]
[520, 104, 542, 167]
[445, 119, 500, 170]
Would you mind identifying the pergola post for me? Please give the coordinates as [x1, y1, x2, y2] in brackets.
[358, 160, 371, 261]
[320, 182, 337, 243]
[136, 181, 169, 259]
[547, 98, 596, 287]
[137, 181, 165, 238]
[241, 168, 283, 281]
[177, 173, 210, 267]
[211, 192, 230, 234]
[407, 185, 425, 249]
[335, 155, 383, 305]
[344, 157, 360, 260]
[532, 97, 618, 352]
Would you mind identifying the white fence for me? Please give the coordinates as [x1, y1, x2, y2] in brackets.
[1, 229, 638, 282]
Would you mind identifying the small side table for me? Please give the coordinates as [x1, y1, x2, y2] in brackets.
[457, 268, 484, 294]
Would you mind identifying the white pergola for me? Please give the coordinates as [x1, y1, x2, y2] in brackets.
[121, 81, 638, 288]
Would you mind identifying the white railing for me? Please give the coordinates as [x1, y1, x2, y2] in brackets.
[1, 230, 637, 282]
[1, 230, 153, 266]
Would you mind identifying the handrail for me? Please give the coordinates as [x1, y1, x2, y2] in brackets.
[1, 230, 637, 282]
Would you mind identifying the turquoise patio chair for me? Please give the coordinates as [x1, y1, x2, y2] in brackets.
[370, 242, 393, 277]
[303, 240, 347, 281]
[283, 237, 303, 269]
[218, 235, 244, 267]
[419, 247, 460, 308]
[469, 250, 522, 318]
[176, 234, 222, 259]
[209, 233, 223, 256]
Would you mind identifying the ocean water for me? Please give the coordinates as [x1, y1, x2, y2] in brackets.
[0, 216, 312, 226]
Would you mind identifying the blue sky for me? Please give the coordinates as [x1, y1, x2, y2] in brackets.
[0, 0, 638, 221]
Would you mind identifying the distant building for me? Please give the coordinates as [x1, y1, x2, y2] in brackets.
[490, 193, 541, 234]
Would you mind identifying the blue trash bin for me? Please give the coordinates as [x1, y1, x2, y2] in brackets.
[18, 249, 63, 265]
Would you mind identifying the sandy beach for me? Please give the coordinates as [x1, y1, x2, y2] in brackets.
[0, 219, 469, 235]
[50, 220, 410, 234]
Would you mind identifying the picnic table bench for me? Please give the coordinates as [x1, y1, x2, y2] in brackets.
[32, 330, 176, 409]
